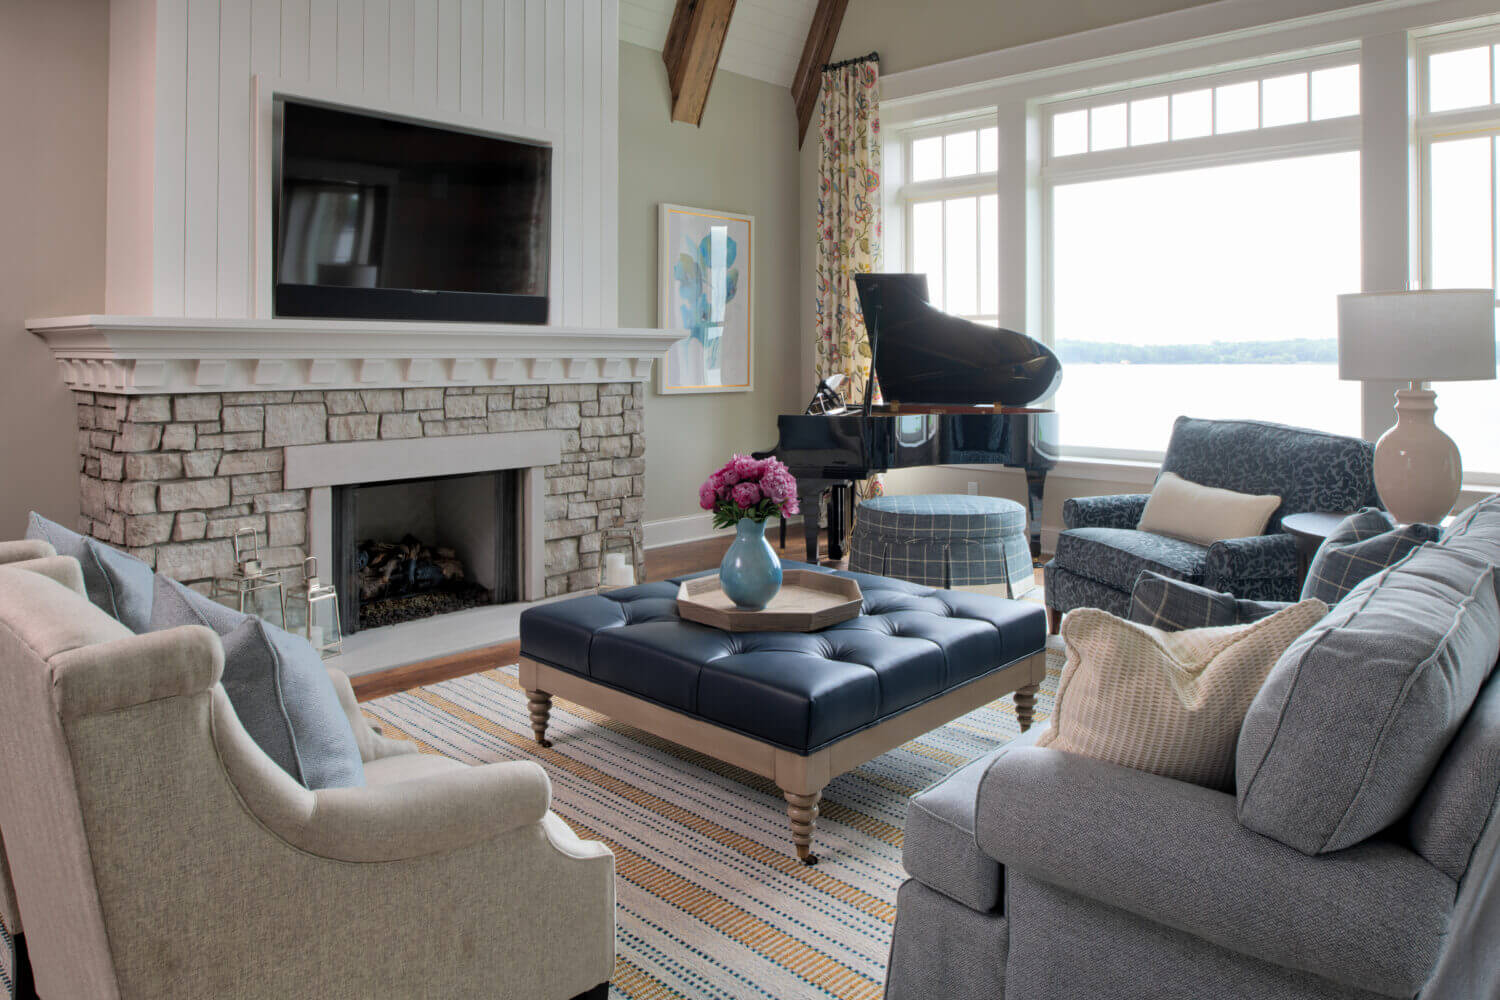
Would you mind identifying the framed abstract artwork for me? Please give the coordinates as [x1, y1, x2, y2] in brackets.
[658, 203, 754, 394]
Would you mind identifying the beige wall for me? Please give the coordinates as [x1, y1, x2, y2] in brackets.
[0, 0, 111, 535]
[618, 42, 804, 529]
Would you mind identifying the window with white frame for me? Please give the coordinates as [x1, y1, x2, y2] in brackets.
[1418, 28, 1500, 481]
[1042, 54, 1365, 459]
[900, 118, 1000, 324]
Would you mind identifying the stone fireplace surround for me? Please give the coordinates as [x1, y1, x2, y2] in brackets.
[31, 315, 678, 670]
[71, 381, 646, 600]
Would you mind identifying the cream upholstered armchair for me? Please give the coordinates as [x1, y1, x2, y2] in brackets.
[0, 553, 614, 1000]
[0, 539, 62, 999]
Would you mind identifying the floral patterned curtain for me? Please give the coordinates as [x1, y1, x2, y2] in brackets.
[814, 56, 884, 498]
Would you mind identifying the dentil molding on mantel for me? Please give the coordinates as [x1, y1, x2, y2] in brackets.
[28, 315, 684, 395]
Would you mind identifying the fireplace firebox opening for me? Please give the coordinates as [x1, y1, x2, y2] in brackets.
[331, 469, 521, 634]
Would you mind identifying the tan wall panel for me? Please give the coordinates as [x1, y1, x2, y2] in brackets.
[0, 0, 111, 534]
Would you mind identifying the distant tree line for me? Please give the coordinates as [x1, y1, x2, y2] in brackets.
[1055, 338, 1340, 365]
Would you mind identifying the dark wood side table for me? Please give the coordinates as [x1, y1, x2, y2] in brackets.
[1280, 511, 1354, 588]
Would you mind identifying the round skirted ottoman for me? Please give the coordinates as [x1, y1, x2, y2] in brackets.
[849, 494, 1034, 597]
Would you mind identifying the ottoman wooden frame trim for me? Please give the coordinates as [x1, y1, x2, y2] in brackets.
[519, 649, 1047, 864]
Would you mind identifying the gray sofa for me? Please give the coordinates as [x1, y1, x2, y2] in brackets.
[889, 494, 1500, 1000]
[1043, 417, 1380, 627]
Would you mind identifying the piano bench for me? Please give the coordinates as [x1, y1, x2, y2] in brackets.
[850, 494, 1035, 598]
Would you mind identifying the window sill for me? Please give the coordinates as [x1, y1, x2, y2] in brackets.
[1047, 455, 1161, 485]
[937, 455, 1161, 485]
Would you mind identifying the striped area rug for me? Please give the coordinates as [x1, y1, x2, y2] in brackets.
[363, 641, 1063, 999]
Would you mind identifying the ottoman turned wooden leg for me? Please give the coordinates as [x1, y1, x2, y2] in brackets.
[784, 789, 823, 865]
[1014, 683, 1039, 732]
[527, 689, 553, 748]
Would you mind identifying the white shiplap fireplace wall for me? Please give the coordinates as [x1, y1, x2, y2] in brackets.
[105, 0, 619, 326]
[57, 0, 656, 675]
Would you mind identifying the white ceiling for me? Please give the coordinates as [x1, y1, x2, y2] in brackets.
[619, 0, 820, 88]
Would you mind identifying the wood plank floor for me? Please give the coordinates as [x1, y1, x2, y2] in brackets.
[350, 525, 840, 701]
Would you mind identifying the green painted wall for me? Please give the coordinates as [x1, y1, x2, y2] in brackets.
[618, 42, 805, 528]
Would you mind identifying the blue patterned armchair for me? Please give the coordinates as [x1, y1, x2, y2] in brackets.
[1043, 417, 1379, 630]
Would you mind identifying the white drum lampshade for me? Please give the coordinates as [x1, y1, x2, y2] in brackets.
[1338, 290, 1496, 524]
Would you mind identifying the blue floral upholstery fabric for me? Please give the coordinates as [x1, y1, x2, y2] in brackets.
[1042, 563, 1132, 619]
[1052, 527, 1209, 592]
[1159, 417, 1379, 523]
[1062, 494, 1150, 531]
[1204, 534, 1301, 601]
[1046, 417, 1379, 617]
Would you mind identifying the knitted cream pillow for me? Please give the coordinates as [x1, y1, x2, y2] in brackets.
[1038, 600, 1327, 789]
[1136, 471, 1281, 546]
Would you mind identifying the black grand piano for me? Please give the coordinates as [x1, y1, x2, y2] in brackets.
[757, 273, 1062, 564]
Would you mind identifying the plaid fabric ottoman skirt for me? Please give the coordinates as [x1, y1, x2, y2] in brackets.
[849, 494, 1033, 596]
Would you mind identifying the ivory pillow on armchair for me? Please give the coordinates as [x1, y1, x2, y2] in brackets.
[1038, 599, 1327, 789]
[1136, 471, 1282, 546]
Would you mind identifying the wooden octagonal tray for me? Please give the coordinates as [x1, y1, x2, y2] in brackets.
[677, 571, 864, 632]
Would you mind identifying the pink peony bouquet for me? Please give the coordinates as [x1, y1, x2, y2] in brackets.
[699, 454, 800, 530]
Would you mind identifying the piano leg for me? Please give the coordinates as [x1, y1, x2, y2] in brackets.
[799, 481, 831, 565]
[1025, 470, 1048, 559]
[827, 487, 846, 562]
[846, 485, 858, 563]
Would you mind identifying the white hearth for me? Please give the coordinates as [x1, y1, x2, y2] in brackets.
[333, 596, 571, 678]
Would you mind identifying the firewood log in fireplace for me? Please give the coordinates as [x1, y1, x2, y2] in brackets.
[358, 535, 470, 604]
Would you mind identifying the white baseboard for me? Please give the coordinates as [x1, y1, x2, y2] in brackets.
[644, 512, 803, 549]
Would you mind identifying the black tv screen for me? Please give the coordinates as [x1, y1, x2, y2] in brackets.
[274, 99, 551, 324]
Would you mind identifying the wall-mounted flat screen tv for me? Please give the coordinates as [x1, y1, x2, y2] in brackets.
[274, 99, 551, 324]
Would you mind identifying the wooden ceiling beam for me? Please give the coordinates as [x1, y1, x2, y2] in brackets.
[791, 0, 850, 148]
[661, 0, 738, 126]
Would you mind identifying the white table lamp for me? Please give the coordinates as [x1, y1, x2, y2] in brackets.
[1338, 290, 1496, 524]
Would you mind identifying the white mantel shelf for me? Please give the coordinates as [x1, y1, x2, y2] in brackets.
[27, 315, 684, 395]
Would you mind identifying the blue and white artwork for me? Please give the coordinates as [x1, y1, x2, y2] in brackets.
[659, 204, 753, 393]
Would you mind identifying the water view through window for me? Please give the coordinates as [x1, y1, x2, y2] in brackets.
[1050, 151, 1365, 456]
[1426, 129, 1500, 477]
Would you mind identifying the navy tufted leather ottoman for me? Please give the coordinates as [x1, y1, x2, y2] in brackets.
[519, 562, 1047, 863]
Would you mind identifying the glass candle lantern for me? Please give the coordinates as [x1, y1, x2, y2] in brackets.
[598, 523, 640, 591]
[287, 556, 342, 658]
[212, 527, 286, 627]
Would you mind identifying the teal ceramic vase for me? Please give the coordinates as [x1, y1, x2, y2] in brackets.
[720, 518, 782, 610]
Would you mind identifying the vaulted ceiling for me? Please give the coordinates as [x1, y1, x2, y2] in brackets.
[620, 0, 822, 88]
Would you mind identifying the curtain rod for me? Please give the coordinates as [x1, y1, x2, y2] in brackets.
[823, 51, 879, 72]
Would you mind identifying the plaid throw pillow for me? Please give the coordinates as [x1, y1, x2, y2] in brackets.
[1128, 571, 1291, 632]
[1302, 508, 1441, 606]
